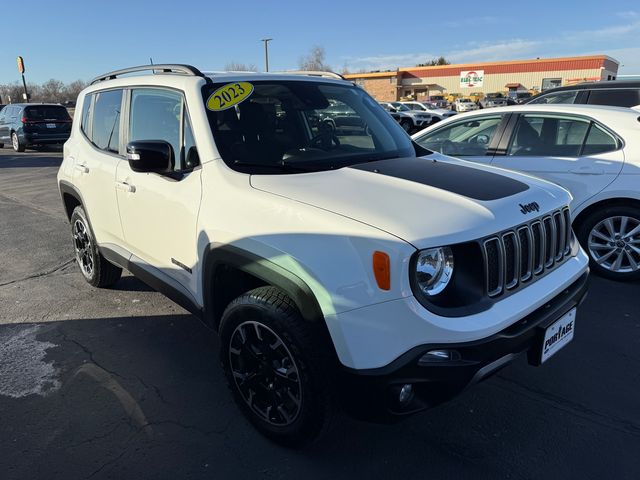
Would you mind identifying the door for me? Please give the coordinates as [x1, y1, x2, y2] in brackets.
[413, 114, 509, 165]
[115, 87, 202, 291]
[71, 89, 125, 245]
[491, 113, 624, 209]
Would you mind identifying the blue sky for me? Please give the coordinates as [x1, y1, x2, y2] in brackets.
[1, 0, 639, 84]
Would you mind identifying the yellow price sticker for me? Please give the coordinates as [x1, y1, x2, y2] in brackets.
[206, 82, 254, 111]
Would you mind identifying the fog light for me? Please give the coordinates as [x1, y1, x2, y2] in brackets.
[418, 349, 461, 365]
[399, 384, 413, 404]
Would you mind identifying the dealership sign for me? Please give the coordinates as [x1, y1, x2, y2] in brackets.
[460, 70, 484, 88]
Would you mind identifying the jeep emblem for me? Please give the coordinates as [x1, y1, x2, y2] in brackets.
[519, 202, 540, 214]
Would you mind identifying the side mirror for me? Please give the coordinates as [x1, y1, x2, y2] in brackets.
[126, 141, 173, 173]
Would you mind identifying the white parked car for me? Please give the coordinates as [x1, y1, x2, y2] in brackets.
[386, 102, 434, 131]
[454, 98, 479, 112]
[414, 104, 640, 280]
[58, 65, 589, 445]
[400, 101, 457, 122]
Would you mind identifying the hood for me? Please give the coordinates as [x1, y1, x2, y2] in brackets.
[405, 111, 432, 119]
[250, 154, 571, 249]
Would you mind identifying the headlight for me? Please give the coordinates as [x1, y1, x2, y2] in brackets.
[415, 247, 454, 296]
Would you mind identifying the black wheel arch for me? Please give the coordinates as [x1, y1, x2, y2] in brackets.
[59, 180, 86, 222]
[202, 243, 326, 331]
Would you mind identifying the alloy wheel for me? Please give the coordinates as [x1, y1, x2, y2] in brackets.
[12, 133, 19, 151]
[229, 321, 302, 426]
[588, 215, 640, 273]
[73, 219, 94, 277]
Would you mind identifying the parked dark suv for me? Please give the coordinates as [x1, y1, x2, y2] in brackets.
[525, 80, 640, 108]
[0, 103, 72, 152]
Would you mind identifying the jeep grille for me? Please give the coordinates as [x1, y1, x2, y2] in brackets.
[483, 207, 572, 298]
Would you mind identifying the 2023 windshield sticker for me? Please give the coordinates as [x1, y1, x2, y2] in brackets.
[206, 82, 254, 111]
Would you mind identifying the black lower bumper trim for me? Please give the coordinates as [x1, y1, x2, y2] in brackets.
[338, 271, 589, 422]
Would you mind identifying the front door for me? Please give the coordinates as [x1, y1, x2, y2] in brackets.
[115, 87, 202, 293]
[414, 114, 509, 165]
[491, 113, 624, 210]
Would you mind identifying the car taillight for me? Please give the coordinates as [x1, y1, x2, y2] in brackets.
[21, 117, 28, 123]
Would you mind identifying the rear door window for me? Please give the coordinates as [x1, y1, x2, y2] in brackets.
[587, 89, 640, 107]
[507, 115, 590, 157]
[91, 89, 123, 154]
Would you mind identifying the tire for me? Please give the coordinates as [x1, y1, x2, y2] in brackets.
[0, 143, 4, 148]
[70, 206, 122, 287]
[219, 286, 336, 447]
[11, 132, 25, 152]
[400, 119, 412, 133]
[576, 205, 640, 281]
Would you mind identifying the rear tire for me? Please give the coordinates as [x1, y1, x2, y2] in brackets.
[11, 132, 25, 152]
[577, 205, 640, 281]
[219, 286, 336, 447]
[70, 206, 122, 287]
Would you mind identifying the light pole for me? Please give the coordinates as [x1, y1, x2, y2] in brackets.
[261, 38, 272, 72]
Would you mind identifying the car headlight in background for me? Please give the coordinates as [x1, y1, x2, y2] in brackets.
[415, 247, 454, 296]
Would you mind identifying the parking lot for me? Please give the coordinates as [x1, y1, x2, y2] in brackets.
[0, 147, 639, 479]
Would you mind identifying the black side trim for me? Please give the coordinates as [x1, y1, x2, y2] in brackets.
[58, 180, 86, 221]
[202, 243, 324, 328]
[100, 245, 203, 318]
[349, 156, 529, 201]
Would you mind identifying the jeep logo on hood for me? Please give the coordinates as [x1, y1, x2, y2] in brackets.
[520, 202, 540, 214]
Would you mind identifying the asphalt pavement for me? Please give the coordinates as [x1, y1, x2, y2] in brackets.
[0, 148, 638, 480]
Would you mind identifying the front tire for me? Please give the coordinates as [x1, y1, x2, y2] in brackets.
[70, 206, 122, 287]
[219, 287, 336, 446]
[577, 205, 640, 281]
[12, 132, 25, 152]
[400, 119, 412, 133]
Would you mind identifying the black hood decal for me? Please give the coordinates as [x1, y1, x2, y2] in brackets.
[349, 157, 529, 201]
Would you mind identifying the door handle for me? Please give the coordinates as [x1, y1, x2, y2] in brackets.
[74, 163, 89, 174]
[115, 181, 136, 193]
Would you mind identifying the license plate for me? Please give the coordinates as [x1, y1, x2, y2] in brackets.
[540, 308, 576, 363]
[46, 123, 56, 128]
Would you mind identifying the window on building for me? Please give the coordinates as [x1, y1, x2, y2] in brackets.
[542, 78, 562, 91]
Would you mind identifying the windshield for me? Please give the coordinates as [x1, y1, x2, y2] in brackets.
[392, 103, 410, 111]
[203, 80, 415, 173]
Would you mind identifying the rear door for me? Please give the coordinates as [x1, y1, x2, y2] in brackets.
[413, 113, 510, 165]
[491, 113, 624, 208]
[0, 107, 9, 141]
[71, 89, 125, 245]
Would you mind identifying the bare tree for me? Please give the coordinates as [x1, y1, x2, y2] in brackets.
[298, 46, 331, 71]
[416, 56, 450, 67]
[0, 78, 87, 104]
[224, 62, 257, 71]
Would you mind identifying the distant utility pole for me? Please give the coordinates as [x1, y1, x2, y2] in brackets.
[261, 38, 272, 72]
[16, 56, 29, 102]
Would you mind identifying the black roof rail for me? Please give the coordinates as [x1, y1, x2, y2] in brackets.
[90, 64, 210, 85]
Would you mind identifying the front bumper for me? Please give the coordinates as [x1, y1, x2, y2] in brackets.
[338, 271, 588, 422]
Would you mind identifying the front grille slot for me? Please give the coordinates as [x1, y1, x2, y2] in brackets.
[483, 238, 503, 297]
[482, 207, 572, 299]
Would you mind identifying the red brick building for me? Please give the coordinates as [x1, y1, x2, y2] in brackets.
[345, 55, 620, 101]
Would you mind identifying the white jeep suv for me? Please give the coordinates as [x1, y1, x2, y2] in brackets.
[58, 65, 589, 445]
